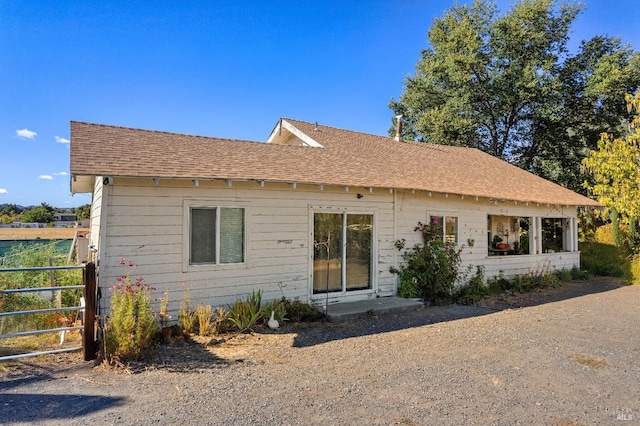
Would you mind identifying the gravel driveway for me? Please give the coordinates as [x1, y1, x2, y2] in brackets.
[1, 277, 638, 425]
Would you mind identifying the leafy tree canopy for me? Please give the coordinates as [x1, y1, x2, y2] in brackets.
[21, 206, 55, 223]
[390, 0, 640, 193]
[75, 204, 91, 220]
[583, 92, 640, 225]
[0, 204, 22, 216]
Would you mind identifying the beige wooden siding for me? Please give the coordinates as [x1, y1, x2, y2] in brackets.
[393, 190, 580, 282]
[96, 179, 581, 316]
[99, 179, 396, 315]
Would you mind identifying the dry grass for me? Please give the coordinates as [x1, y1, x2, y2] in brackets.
[0, 331, 82, 358]
[0, 228, 88, 241]
[570, 353, 608, 369]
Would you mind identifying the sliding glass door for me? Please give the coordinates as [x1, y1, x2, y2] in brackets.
[313, 212, 373, 294]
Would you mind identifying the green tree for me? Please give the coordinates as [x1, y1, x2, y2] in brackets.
[22, 206, 55, 223]
[75, 203, 91, 220]
[0, 203, 21, 216]
[390, 0, 640, 192]
[530, 36, 640, 192]
[582, 93, 640, 246]
[1, 213, 16, 224]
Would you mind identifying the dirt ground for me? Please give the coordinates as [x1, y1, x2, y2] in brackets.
[1, 277, 638, 425]
[0, 228, 88, 240]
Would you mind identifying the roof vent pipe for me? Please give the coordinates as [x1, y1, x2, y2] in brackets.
[395, 115, 403, 141]
[314, 122, 319, 131]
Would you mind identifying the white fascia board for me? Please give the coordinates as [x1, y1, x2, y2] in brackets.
[266, 119, 324, 148]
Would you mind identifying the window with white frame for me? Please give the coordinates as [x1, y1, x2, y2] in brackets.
[429, 214, 458, 245]
[189, 206, 245, 265]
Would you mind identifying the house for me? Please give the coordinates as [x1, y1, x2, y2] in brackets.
[53, 212, 79, 228]
[69, 118, 600, 313]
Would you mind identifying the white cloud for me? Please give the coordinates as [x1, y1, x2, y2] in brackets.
[55, 136, 70, 144]
[53, 171, 68, 176]
[39, 175, 53, 180]
[0, 188, 7, 194]
[16, 128, 37, 139]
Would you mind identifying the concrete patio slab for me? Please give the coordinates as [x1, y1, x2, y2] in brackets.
[325, 297, 424, 321]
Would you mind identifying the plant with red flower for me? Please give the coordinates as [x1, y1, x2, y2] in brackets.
[104, 257, 157, 363]
[390, 222, 462, 304]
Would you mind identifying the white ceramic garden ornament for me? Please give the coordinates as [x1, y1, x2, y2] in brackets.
[268, 311, 279, 330]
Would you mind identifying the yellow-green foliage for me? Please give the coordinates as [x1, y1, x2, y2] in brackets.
[594, 223, 628, 245]
[583, 93, 640, 224]
[630, 255, 640, 284]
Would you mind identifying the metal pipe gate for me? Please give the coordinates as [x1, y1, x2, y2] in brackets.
[0, 262, 97, 361]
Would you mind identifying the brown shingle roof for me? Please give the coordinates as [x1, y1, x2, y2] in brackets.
[70, 119, 600, 207]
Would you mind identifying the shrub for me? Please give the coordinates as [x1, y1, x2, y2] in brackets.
[280, 298, 324, 322]
[211, 306, 233, 334]
[397, 275, 419, 299]
[262, 299, 286, 323]
[630, 255, 640, 284]
[569, 267, 591, 280]
[453, 265, 487, 305]
[555, 268, 572, 282]
[104, 258, 157, 362]
[228, 290, 263, 333]
[579, 242, 631, 280]
[391, 222, 462, 304]
[194, 304, 213, 336]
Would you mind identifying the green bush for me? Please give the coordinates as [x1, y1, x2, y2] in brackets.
[569, 267, 591, 280]
[228, 290, 263, 332]
[391, 222, 463, 304]
[579, 242, 631, 280]
[104, 258, 158, 362]
[280, 298, 324, 322]
[397, 275, 419, 298]
[555, 268, 572, 282]
[453, 265, 488, 305]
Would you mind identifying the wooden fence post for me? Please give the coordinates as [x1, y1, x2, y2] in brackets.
[83, 262, 97, 361]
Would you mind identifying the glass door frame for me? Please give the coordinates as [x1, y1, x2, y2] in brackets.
[309, 206, 377, 301]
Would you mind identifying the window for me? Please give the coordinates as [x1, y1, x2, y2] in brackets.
[429, 214, 458, 245]
[190, 207, 245, 265]
[487, 215, 530, 255]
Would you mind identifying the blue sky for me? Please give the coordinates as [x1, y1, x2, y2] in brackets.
[1, 1, 639, 208]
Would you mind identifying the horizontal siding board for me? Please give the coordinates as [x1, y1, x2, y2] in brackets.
[96, 181, 581, 313]
[106, 225, 183, 237]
